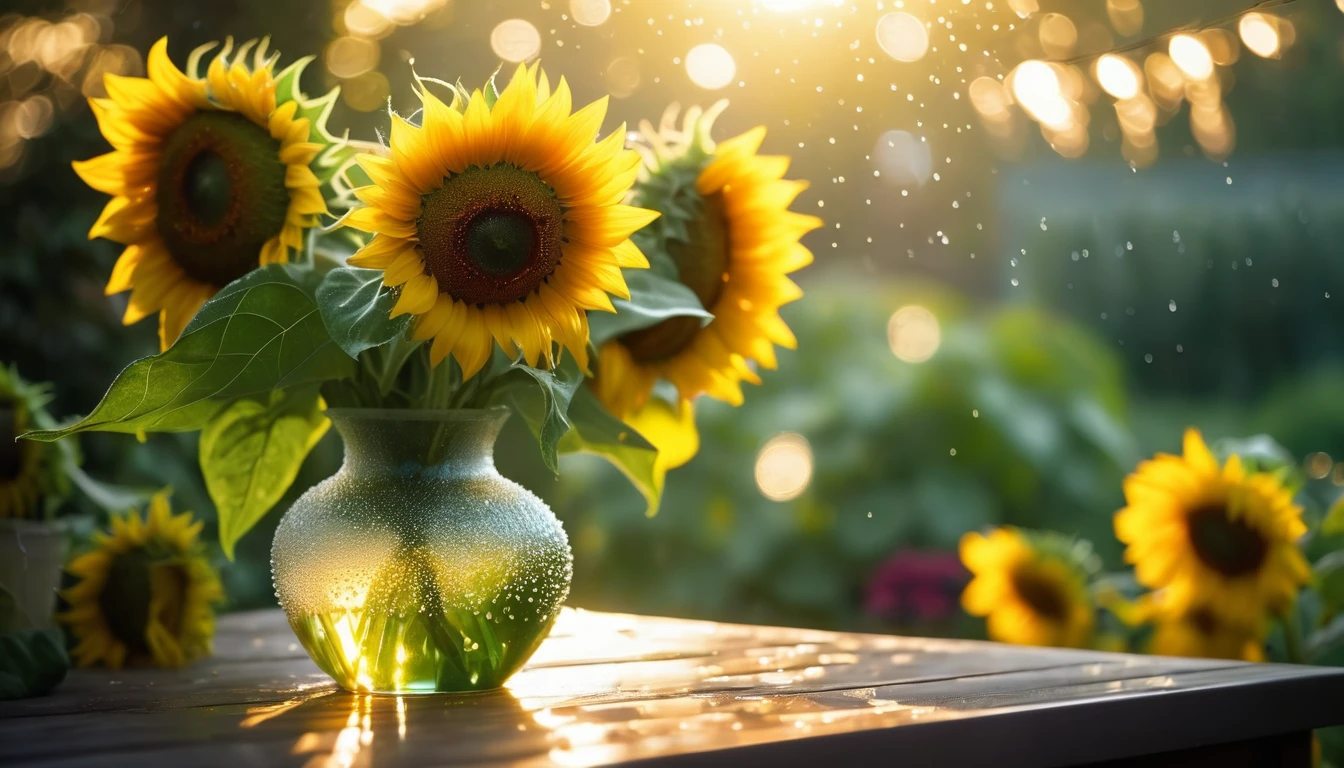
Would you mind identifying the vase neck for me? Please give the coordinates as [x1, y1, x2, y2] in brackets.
[329, 409, 509, 479]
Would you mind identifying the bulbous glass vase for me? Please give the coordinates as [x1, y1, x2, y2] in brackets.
[271, 408, 572, 694]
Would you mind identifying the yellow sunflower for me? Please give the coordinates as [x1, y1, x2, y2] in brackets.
[1114, 428, 1310, 629]
[341, 63, 656, 378]
[626, 397, 699, 494]
[74, 37, 331, 350]
[59, 492, 222, 669]
[592, 103, 821, 420]
[0, 366, 65, 520]
[960, 527, 1096, 648]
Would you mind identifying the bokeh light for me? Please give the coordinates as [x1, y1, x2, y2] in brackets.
[570, 0, 612, 27]
[604, 57, 641, 99]
[1106, 0, 1144, 37]
[873, 130, 932, 188]
[1169, 34, 1214, 81]
[325, 36, 380, 79]
[685, 43, 736, 90]
[755, 434, 814, 502]
[887, 305, 941, 364]
[1011, 60, 1071, 130]
[1239, 13, 1281, 59]
[1096, 54, 1141, 100]
[1038, 13, 1078, 59]
[875, 12, 929, 63]
[491, 18, 542, 63]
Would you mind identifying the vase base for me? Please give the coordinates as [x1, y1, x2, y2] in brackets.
[288, 608, 555, 694]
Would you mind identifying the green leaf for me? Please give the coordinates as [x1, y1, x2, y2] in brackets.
[23, 265, 354, 441]
[201, 386, 331, 560]
[488, 358, 584, 473]
[0, 628, 69, 700]
[316, 267, 413, 359]
[589, 269, 712, 347]
[559, 386, 663, 515]
[1306, 614, 1344, 666]
[1317, 549, 1344, 614]
[1326, 494, 1344, 537]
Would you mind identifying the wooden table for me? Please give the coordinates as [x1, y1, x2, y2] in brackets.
[3, 608, 1342, 767]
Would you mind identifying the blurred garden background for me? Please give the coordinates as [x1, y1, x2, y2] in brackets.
[4, 0, 1344, 651]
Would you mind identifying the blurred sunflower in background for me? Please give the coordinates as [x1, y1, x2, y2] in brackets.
[960, 527, 1097, 648]
[59, 492, 222, 669]
[1114, 429, 1310, 631]
[74, 37, 331, 349]
[342, 63, 656, 377]
[593, 102, 822, 420]
[0, 365, 67, 520]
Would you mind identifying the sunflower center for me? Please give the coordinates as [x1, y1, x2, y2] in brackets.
[1187, 504, 1269, 578]
[0, 407, 21, 480]
[99, 551, 155, 657]
[417, 164, 564, 307]
[1010, 564, 1070, 621]
[619, 192, 731, 363]
[156, 110, 290, 288]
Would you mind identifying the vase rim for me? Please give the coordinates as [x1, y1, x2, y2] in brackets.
[324, 406, 510, 423]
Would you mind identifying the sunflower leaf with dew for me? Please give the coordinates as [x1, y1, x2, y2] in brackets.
[559, 386, 663, 514]
[316, 267, 413, 359]
[22, 266, 353, 442]
[589, 269, 713, 348]
[201, 386, 330, 560]
[0, 628, 69, 700]
[487, 358, 584, 474]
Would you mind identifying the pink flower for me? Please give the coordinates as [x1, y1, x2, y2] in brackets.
[865, 549, 968, 623]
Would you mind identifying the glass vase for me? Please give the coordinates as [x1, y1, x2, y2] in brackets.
[271, 408, 572, 694]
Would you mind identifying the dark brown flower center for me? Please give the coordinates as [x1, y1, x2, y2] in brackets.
[0, 406, 21, 480]
[619, 191, 731, 363]
[156, 110, 289, 287]
[1010, 564, 1071, 621]
[1187, 504, 1269, 578]
[98, 549, 188, 660]
[417, 164, 564, 307]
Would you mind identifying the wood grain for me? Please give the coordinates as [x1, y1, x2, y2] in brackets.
[2, 608, 1341, 767]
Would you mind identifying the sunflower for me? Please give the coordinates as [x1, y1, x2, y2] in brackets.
[625, 397, 699, 494]
[592, 103, 821, 420]
[75, 37, 332, 350]
[960, 527, 1096, 648]
[341, 64, 656, 378]
[0, 366, 66, 520]
[59, 492, 222, 668]
[1114, 428, 1310, 630]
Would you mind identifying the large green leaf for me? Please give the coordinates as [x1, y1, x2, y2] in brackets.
[201, 386, 331, 560]
[316, 267, 412, 359]
[23, 265, 353, 441]
[589, 269, 711, 347]
[488, 359, 584, 473]
[0, 587, 68, 701]
[559, 386, 662, 515]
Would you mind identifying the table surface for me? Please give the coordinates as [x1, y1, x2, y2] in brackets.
[2, 608, 1342, 767]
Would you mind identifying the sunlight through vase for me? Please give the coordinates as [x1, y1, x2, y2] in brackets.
[271, 408, 572, 694]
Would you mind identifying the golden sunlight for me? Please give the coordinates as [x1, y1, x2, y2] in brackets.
[876, 12, 929, 63]
[1239, 13, 1280, 59]
[686, 43, 736, 90]
[755, 434, 814, 502]
[887, 305, 941, 364]
[491, 18, 541, 62]
[1096, 54, 1141, 100]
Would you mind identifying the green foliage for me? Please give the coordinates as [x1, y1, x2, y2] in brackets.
[548, 277, 1136, 627]
[588, 269, 711, 347]
[316, 267, 412, 359]
[200, 386, 331, 559]
[23, 265, 354, 441]
[559, 387, 660, 515]
[0, 586, 69, 700]
[488, 359, 584, 474]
